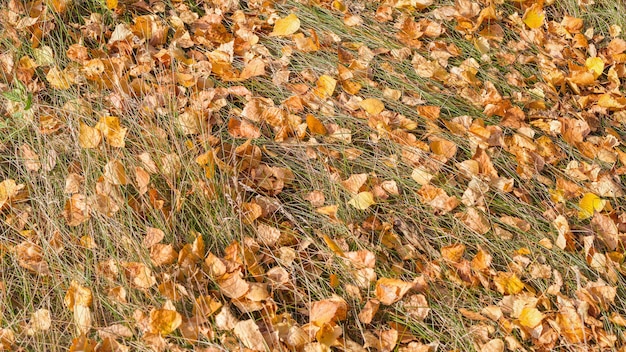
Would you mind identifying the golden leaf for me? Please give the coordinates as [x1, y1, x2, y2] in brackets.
[149, 309, 182, 336]
[518, 307, 544, 329]
[493, 272, 524, 295]
[47, 0, 71, 14]
[348, 191, 375, 210]
[441, 243, 465, 263]
[359, 98, 385, 115]
[314, 75, 337, 99]
[557, 307, 585, 343]
[106, 0, 117, 9]
[78, 122, 102, 149]
[578, 192, 606, 220]
[95, 116, 126, 148]
[585, 57, 604, 79]
[46, 67, 72, 90]
[271, 13, 301, 36]
[64, 280, 93, 310]
[523, 4, 544, 29]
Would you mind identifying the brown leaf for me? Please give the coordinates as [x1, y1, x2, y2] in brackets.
[218, 270, 250, 299]
[233, 319, 266, 350]
[404, 294, 429, 321]
[103, 159, 128, 185]
[143, 227, 165, 248]
[358, 299, 380, 324]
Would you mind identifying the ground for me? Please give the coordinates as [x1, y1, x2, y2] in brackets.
[1, 0, 626, 351]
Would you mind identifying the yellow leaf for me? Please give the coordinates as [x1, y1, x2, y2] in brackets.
[348, 191, 375, 210]
[47, 0, 71, 13]
[149, 309, 182, 336]
[578, 192, 606, 220]
[79, 122, 102, 149]
[359, 98, 385, 115]
[585, 57, 604, 79]
[106, 0, 117, 9]
[493, 272, 524, 295]
[314, 75, 337, 98]
[519, 307, 544, 329]
[271, 13, 300, 36]
[523, 4, 544, 29]
[323, 235, 345, 256]
[597, 93, 626, 109]
[440, 243, 465, 263]
[64, 280, 93, 310]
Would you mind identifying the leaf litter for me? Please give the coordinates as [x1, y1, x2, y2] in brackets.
[1, 0, 626, 350]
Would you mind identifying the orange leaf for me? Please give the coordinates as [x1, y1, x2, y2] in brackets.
[310, 296, 348, 326]
[306, 114, 327, 135]
[375, 278, 413, 305]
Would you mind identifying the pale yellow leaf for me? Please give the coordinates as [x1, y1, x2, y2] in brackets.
[348, 191, 375, 210]
[359, 98, 385, 115]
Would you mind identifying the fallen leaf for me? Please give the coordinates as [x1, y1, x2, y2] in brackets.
[314, 75, 337, 98]
[523, 4, 544, 29]
[376, 278, 413, 305]
[79, 122, 102, 149]
[578, 192, 606, 220]
[149, 309, 182, 336]
[348, 191, 376, 210]
[310, 296, 348, 326]
[103, 159, 128, 185]
[359, 98, 385, 115]
[233, 319, 266, 350]
[271, 14, 301, 36]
